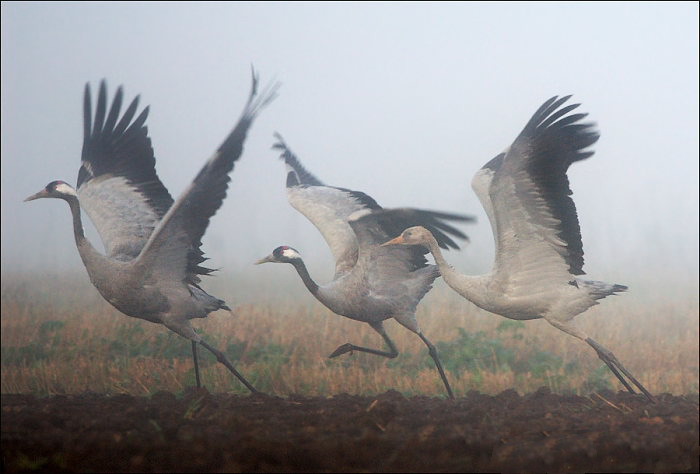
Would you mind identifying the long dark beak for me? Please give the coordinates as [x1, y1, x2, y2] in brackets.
[254, 255, 275, 265]
[24, 189, 49, 202]
[381, 235, 406, 247]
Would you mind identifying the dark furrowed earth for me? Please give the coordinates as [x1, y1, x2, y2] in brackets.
[2, 388, 698, 473]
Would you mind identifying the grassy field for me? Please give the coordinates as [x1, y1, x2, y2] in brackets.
[1, 271, 698, 398]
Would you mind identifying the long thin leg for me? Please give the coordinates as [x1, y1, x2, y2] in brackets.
[199, 340, 259, 394]
[416, 332, 454, 399]
[191, 340, 202, 388]
[589, 343, 635, 394]
[328, 321, 399, 359]
[545, 318, 655, 403]
[586, 337, 656, 402]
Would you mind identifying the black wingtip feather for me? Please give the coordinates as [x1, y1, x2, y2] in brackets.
[112, 95, 140, 138]
[515, 94, 601, 275]
[178, 72, 278, 284]
[94, 81, 108, 135]
[362, 208, 474, 251]
[79, 80, 172, 212]
[215, 72, 279, 157]
[537, 103, 580, 130]
[129, 106, 149, 132]
[103, 86, 123, 135]
[272, 132, 324, 186]
[82, 83, 92, 153]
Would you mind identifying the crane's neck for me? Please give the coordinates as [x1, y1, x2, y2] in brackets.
[423, 236, 489, 307]
[290, 258, 319, 295]
[65, 195, 103, 266]
[424, 237, 452, 273]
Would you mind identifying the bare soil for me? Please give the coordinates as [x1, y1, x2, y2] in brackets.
[2, 388, 698, 473]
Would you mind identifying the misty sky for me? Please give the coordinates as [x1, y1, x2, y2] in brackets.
[2, 2, 698, 296]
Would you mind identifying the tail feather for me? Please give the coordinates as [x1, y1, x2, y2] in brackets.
[189, 285, 230, 316]
[578, 279, 628, 300]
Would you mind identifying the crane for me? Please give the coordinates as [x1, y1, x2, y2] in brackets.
[255, 134, 475, 398]
[382, 95, 655, 402]
[24, 70, 279, 393]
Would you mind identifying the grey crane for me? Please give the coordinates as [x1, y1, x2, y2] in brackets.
[255, 135, 475, 398]
[382, 95, 655, 402]
[25, 71, 279, 393]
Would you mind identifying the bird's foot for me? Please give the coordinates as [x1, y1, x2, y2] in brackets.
[587, 338, 656, 403]
[328, 343, 354, 358]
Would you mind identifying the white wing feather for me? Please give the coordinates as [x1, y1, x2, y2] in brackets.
[78, 175, 161, 260]
[287, 185, 368, 277]
[479, 153, 574, 298]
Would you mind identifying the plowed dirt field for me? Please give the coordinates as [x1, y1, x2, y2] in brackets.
[2, 388, 698, 473]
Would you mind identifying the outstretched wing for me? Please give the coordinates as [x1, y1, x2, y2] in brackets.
[137, 71, 279, 286]
[273, 134, 380, 277]
[273, 135, 474, 278]
[348, 208, 470, 307]
[272, 132, 324, 187]
[77, 81, 173, 260]
[358, 207, 473, 250]
[473, 95, 599, 294]
[350, 208, 473, 272]
[347, 209, 424, 276]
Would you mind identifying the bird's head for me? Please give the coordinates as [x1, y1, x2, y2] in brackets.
[381, 226, 435, 248]
[255, 245, 302, 265]
[24, 180, 77, 202]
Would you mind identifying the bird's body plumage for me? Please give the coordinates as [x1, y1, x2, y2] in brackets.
[273, 134, 471, 326]
[26, 72, 279, 391]
[449, 96, 619, 321]
[383, 96, 653, 401]
[257, 135, 474, 398]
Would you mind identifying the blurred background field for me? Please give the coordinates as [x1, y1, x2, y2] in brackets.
[3, 3, 697, 401]
[2, 270, 697, 398]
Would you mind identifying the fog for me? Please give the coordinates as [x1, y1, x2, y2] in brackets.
[2, 2, 698, 298]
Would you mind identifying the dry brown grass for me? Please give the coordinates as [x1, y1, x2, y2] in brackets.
[2, 271, 698, 397]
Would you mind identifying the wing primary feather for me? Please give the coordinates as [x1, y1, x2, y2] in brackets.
[93, 80, 108, 136]
[537, 102, 580, 130]
[127, 106, 150, 135]
[103, 86, 123, 137]
[411, 210, 472, 243]
[136, 70, 279, 285]
[522, 95, 572, 135]
[363, 208, 473, 250]
[426, 219, 470, 240]
[429, 229, 459, 249]
[417, 209, 476, 223]
[540, 95, 572, 120]
[77, 80, 173, 258]
[82, 83, 92, 154]
[547, 112, 588, 129]
[333, 187, 381, 210]
[524, 95, 559, 130]
[272, 132, 324, 186]
[216, 69, 280, 157]
[112, 95, 140, 138]
[505, 94, 601, 276]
